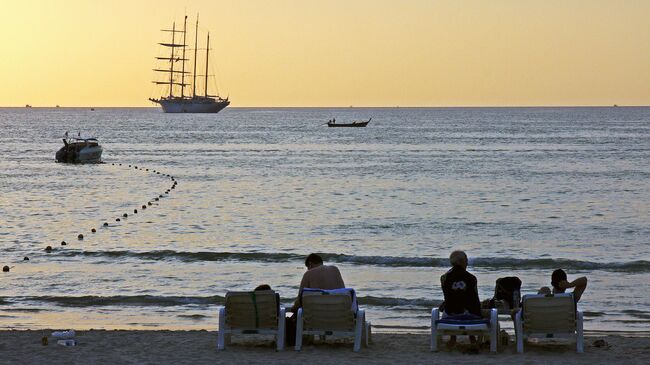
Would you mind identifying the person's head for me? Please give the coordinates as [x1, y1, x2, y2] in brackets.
[449, 250, 468, 269]
[551, 269, 567, 291]
[254, 284, 272, 291]
[304, 253, 324, 270]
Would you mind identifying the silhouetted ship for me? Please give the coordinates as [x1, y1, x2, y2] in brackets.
[149, 15, 229, 113]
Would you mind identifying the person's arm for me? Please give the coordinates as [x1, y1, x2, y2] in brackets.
[557, 277, 588, 302]
[334, 266, 345, 288]
[291, 272, 310, 313]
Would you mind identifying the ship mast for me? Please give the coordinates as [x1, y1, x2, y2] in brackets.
[192, 15, 199, 98]
[152, 21, 189, 99]
[169, 22, 175, 98]
[205, 32, 210, 97]
[180, 16, 188, 98]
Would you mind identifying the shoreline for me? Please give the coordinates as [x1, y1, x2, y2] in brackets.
[1, 331, 648, 364]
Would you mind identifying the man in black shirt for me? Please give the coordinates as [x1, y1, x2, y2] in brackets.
[439, 250, 481, 346]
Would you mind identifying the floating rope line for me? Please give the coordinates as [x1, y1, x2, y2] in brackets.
[5, 162, 181, 272]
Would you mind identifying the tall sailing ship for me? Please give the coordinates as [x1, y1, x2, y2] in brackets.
[149, 15, 230, 113]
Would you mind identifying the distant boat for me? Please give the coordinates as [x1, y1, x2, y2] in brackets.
[25, 104, 32, 108]
[56, 105, 60, 108]
[613, 104, 619, 107]
[55, 134, 103, 163]
[149, 15, 230, 113]
[327, 118, 371, 128]
[90, 108, 95, 111]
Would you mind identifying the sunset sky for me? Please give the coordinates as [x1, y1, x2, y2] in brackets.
[1, 0, 649, 107]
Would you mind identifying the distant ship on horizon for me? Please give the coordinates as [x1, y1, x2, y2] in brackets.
[149, 15, 230, 113]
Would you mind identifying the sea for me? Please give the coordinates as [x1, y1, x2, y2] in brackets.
[0, 107, 648, 334]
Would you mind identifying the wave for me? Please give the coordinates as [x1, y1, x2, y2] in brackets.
[5, 294, 440, 309]
[54, 249, 650, 272]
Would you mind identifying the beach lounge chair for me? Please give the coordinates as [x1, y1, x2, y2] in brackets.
[217, 290, 286, 351]
[430, 308, 498, 352]
[514, 293, 584, 353]
[295, 288, 369, 352]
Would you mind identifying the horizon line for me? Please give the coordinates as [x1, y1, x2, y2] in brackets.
[3, 105, 648, 109]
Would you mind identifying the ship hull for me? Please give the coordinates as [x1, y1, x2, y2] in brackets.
[155, 98, 230, 113]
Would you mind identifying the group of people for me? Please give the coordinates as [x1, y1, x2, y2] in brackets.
[255, 251, 588, 347]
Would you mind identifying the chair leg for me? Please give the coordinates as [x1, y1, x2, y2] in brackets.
[217, 307, 226, 351]
[364, 321, 371, 346]
[353, 309, 365, 352]
[295, 308, 304, 351]
[490, 308, 498, 353]
[515, 310, 524, 353]
[431, 308, 439, 352]
[576, 311, 584, 353]
[277, 307, 286, 351]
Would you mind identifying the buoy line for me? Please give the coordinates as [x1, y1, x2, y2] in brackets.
[6, 162, 179, 271]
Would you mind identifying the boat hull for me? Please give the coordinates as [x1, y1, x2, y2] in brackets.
[56, 146, 103, 163]
[327, 121, 369, 127]
[154, 97, 230, 113]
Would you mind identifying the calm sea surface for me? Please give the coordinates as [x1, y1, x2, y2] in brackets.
[0, 107, 649, 333]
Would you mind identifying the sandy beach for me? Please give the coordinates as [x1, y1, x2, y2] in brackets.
[1, 330, 648, 365]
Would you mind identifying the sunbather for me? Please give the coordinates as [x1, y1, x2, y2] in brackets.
[538, 269, 588, 302]
[439, 250, 481, 347]
[286, 253, 346, 345]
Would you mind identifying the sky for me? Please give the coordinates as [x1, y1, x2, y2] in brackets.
[1, 0, 649, 107]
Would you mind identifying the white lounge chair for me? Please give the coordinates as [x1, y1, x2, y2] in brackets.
[217, 290, 286, 351]
[430, 308, 498, 353]
[514, 293, 584, 353]
[295, 289, 369, 352]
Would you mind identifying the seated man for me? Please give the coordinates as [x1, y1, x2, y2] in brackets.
[439, 250, 481, 347]
[286, 253, 346, 345]
[291, 253, 345, 313]
[539, 269, 588, 302]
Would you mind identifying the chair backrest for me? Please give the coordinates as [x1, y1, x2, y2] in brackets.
[302, 291, 355, 331]
[521, 293, 576, 333]
[225, 290, 279, 329]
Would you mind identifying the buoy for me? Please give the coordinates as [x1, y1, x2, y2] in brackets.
[61, 241, 67, 246]
[148, 201, 153, 205]
[165, 191, 169, 194]
[142, 205, 146, 209]
[2, 266, 9, 272]
[91, 228, 96, 233]
[123, 213, 128, 218]
[116, 218, 121, 222]
[119, 163, 122, 166]
[134, 209, 138, 213]
[103, 222, 108, 227]
[159, 194, 163, 198]
[78, 234, 83, 240]
[111, 163, 115, 166]
[146, 169, 149, 171]
[134, 166, 138, 169]
[45, 246, 52, 252]
[154, 198, 158, 201]
[128, 165, 131, 167]
[157, 172, 160, 174]
[23, 256, 29, 261]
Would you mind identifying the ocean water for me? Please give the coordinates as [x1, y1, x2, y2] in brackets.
[0, 107, 648, 334]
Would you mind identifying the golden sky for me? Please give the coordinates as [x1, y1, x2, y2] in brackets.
[1, 0, 649, 107]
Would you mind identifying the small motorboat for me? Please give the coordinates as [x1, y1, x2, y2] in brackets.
[327, 118, 371, 127]
[56, 134, 103, 163]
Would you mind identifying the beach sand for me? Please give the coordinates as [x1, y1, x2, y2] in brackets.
[1, 331, 648, 364]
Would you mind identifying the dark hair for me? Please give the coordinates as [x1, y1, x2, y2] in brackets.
[551, 269, 567, 289]
[304, 253, 323, 267]
[254, 284, 272, 291]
